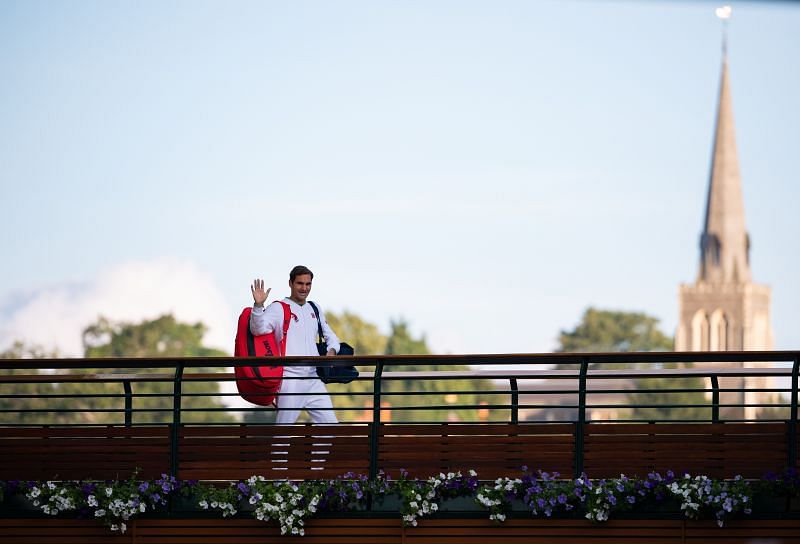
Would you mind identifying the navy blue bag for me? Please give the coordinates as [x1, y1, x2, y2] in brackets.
[308, 301, 359, 384]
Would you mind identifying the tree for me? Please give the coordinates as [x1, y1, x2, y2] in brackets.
[557, 307, 673, 353]
[385, 319, 429, 356]
[323, 316, 505, 423]
[555, 307, 707, 421]
[83, 314, 224, 358]
[0, 342, 76, 424]
[324, 311, 387, 355]
[79, 314, 234, 424]
[0, 315, 235, 425]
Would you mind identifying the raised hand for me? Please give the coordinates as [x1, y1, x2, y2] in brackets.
[251, 278, 271, 307]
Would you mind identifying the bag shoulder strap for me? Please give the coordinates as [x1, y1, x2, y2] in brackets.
[307, 300, 325, 344]
[276, 301, 291, 356]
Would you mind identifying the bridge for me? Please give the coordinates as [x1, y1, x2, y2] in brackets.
[1, 351, 799, 542]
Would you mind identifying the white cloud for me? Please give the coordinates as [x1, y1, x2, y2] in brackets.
[0, 258, 234, 356]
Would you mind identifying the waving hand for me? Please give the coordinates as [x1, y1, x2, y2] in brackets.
[251, 278, 271, 307]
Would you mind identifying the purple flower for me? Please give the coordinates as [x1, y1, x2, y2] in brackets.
[536, 498, 546, 508]
[82, 482, 97, 495]
[138, 482, 149, 493]
[608, 495, 617, 506]
[237, 482, 250, 494]
[627, 496, 636, 504]
[557, 494, 567, 504]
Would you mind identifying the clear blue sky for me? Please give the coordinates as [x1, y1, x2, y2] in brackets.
[1, 1, 798, 356]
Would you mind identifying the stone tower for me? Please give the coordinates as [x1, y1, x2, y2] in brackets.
[675, 54, 774, 419]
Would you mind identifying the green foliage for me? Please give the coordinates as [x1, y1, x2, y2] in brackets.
[0, 315, 233, 425]
[0, 341, 79, 424]
[324, 311, 387, 355]
[557, 307, 673, 354]
[323, 316, 505, 423]
[554, 308, 708, 421]
[79, 314, 233, 424]
[83, 314, 225, 358]
[385, 319, 429, 356]
[623, 362, 711, 421]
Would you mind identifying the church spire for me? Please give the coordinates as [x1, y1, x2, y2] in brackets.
[699, 42, 750, 284]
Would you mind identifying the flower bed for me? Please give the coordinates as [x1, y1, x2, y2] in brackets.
[1, 468, 798, 536]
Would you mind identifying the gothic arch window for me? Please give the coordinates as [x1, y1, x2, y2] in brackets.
[709, 310, 728, 351]
[691, 310, 709, 351]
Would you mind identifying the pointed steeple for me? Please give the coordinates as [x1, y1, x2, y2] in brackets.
[699, 57, 751, 284]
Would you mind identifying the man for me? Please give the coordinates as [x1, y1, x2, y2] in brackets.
[250, 265, 340, 424]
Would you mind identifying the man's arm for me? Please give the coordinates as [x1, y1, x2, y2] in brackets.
[249, 279, 279, 336]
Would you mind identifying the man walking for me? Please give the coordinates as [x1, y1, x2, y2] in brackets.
[250, 265, 340, 424]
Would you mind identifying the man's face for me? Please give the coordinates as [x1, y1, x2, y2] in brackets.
[289, 274, 312, 304]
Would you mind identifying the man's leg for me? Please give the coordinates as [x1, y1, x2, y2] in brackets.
[271, 376, 304, 473]
[305, 379, 337, 469]
[275, 374, 303, 425]
[306, 379, 338, 424]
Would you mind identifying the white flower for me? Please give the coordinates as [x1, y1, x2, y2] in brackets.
[105, 487, 113, 497]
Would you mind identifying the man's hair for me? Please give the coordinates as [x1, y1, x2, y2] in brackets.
[289, 265, 314, 282]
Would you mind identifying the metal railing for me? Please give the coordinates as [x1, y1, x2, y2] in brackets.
[1, 351, 798, 479]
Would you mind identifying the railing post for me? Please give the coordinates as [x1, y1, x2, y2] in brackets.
[123, 380, 133, 427]
[710, 375, 720, 424]
[575, 358, 589, 478]
[788, 356, 799, 470]
[170, 363, 184, 480]
[510, 378, 519, 424]
[369, 359, 384, 481]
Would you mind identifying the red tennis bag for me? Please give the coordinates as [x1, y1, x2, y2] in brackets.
[234, 302, 291, 406]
